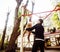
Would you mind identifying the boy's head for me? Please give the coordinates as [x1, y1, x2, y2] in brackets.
[38, 19, 43, 24]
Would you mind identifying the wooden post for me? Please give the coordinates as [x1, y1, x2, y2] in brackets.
[20, 6, 24, 52]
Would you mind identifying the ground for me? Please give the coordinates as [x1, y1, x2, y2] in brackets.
[0, 49, 60, 52]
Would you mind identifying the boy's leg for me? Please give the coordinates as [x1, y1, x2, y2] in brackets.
[39, 41, 44, 52]
[32, 40, 39, 52]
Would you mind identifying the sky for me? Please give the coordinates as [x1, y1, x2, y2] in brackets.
[0, 0, 16, 29]
[0, 0, 59, 30]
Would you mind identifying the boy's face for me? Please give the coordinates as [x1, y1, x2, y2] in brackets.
[37, 20, 41, 24]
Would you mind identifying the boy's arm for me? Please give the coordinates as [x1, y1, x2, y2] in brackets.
[26, 25, 36, 31]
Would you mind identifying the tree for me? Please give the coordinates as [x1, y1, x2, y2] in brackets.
[5, 0, 29, 52]
[5, 0, 23, 52]
[51, 12, 60, 29]
[51, 3, 60, 29]
[0, 11, 10, 50]
[28, 0, 35, 41]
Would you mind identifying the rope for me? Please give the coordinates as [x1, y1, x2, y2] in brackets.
[21, 7, 60, 19]
[22, 9, 60, 16]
